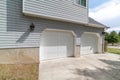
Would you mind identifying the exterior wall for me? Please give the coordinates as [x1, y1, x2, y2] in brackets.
[0, 0, 104, 49]
[0, 0, 7, 39]
[23, 0, 88, 23]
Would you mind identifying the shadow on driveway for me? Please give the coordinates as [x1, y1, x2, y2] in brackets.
[68, 59, 120, 80]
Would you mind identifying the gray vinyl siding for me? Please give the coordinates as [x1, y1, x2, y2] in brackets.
[23, 0, 88, 23]
[0, 0, 7, 32]
[0, 0, 104, 48]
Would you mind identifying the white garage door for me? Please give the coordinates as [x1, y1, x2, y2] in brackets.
[40, 30, 74, 60]
[81, 33, 98, 55]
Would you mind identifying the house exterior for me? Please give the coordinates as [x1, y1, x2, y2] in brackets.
[0, 0, 107, 61]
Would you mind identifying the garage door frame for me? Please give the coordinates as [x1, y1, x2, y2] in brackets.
[80, 32, 101, 55]
[39, 28, 76, 60]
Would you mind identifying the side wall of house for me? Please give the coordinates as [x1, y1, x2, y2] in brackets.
[0, 0, 104, 63]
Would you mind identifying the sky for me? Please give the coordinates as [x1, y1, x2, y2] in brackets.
[89, 0, 120, 32]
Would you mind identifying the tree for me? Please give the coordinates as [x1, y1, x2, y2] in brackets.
[105, 32, 109, 41]
[118, 31, 120, 42]
[118, 31, 120, 37]
[108, 31, 119, 46]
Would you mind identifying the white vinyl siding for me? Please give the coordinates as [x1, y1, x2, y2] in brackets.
[76, 0, 81, 5]
[23, 0, 88, 23]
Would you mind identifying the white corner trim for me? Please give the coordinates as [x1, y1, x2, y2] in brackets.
[22, 0, 25, 13]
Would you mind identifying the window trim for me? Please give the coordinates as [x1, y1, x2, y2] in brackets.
[74, 0, 87, 8]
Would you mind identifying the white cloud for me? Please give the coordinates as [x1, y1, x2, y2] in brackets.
[89, 0, 120, 22]
[106, 27, 120, 32]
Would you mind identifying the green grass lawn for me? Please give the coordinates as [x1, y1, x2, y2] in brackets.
[0, 64, 39, 80]
[107, 48, 120, 55]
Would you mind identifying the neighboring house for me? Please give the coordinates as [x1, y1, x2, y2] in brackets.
[0, 0, 107, 61]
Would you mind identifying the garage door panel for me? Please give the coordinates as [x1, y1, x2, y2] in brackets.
[40, 31, 74, 60]
[81, 33, 98, 55]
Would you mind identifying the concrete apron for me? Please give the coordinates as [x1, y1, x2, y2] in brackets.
[39, 53, 120, 80]
[38, 45, 81, 80]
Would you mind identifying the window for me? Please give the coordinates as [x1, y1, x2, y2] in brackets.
[75, 0, 86, 7]
[81, 0, 86, 7]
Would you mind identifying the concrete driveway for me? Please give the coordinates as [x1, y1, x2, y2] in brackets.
[40, 53, 120, 80]
[108, 46, 120, 49]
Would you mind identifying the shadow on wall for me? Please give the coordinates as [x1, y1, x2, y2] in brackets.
[6, 0, 43, 43]
[67, 59, 120, 80]
[16, 30, 30, 43]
